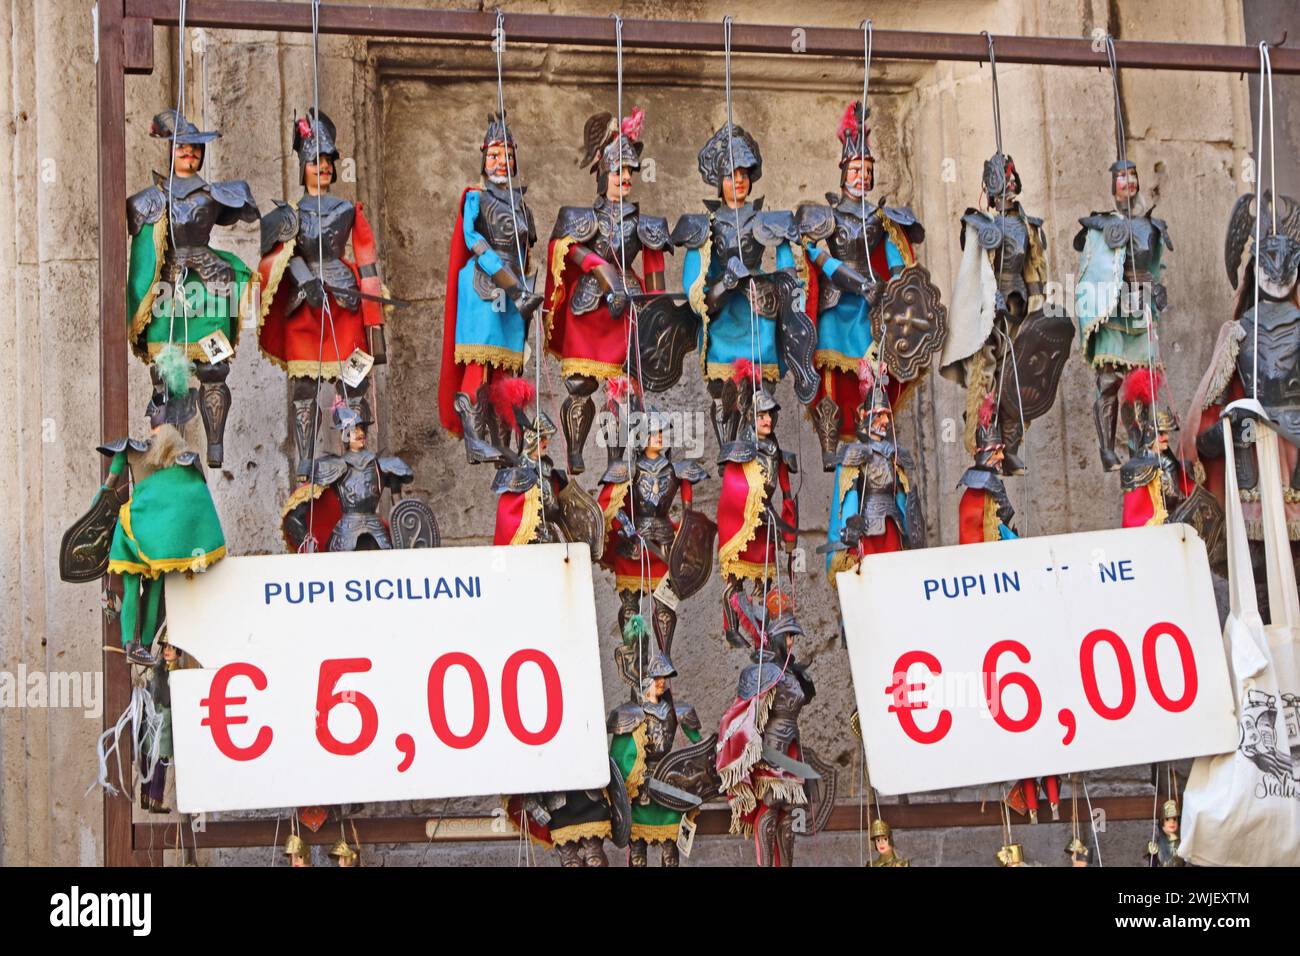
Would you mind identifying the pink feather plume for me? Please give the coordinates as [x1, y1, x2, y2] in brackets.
[620, 107, 644, 142]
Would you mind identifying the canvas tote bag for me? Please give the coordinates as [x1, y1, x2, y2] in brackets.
[1180, 414, 1300, 866]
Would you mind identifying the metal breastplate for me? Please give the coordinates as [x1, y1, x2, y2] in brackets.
[827, 205, 884, 264]
[590, 201, 641, 264]
[632, 457, 679, 547]
[641, 706, 677, 767]
[1159, 455, 1188, 507]
[477, 186, 532, 276]
[755, 441, 780, 502]
[762, 673, 806, 750]
[710, 209, 764, 272]
[297, 196, 359, 309]
[857, 445, 904, 536]
[988, 214, 1030, 301]
[1109, 217, 1158, 280]
[161, 186, 234, 284]
[335, 453, 381, 515]
[1238, 304, 1300, 427]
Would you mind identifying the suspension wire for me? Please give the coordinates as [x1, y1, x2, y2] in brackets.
[1251, 41, 1277, 403]
[164, 0, 191, 366]
[1082, 775, 1103, 867]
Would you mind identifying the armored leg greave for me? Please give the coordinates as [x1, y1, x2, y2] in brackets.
[617, 589, 640, 640]
[775, 809, 795, 867]
[1094, 366, 1124, 472]
[579, 836, 608, 867]
[629, 839, 648, 868]
[555, 842, 584, 868]
[561, 374, 598, 475]
[341, 380, 372, 429]
[651, 597, 677, 658]
[811, 394, 841, 472]
[660, 839, 680, 867]
[722, 577, 746, 648]
[1000, 417, 1026, 476]
[195, 360, 231, 469]
[755, 807, 779, 867]
[292, 399, 318, 479]
[454, 386, 504, 465]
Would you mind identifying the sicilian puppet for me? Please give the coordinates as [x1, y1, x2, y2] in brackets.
[869, 819, 910, 868]
[715, 368, 798, 647]
[940, 152, 1071, 476]
[258, 109, 389, 480]
[1074, 160, 1173, 471]
[1119, 369, 1196, 528]
[544, 108, 672, 474]
[59, 366, 225, 668]
[1146, 799, 1186, 867]
[281, 399, 415, 553]
[995, 842, 1028, 867]
[1185, 208, 1300, 599]
[596, 383, 713, 655]
[673, 123, 818, 450]
[138, 637, 180, 813]
[439, 112, 543, 465]
[607, 649, 716, 867]
[127, 110, 259, 468]
[823, 361, 924, 577]
[330, 838, 360, 867]
[486, 380, 566, 547]
[956, 393, 1018, 544]
[796, 101, 930, 469]
[715, 589, 828, 867]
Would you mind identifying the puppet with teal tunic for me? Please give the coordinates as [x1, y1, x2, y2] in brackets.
[671, 122, 818, 452]
[797, 101, 926, 469]
[60, 347, 226, 668]
[439, 112, 543, 465]
[1073, 159, 1172, 471]
[126, 110, 259, 469]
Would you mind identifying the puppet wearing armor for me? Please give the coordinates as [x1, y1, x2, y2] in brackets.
[1074, 161, 1174, 470]
[957, 393, 1018, 544]
[127, 111, 259, 468]
[439, 113, 543, 465]
[545, 109, 672, 473]
[1146, 799, 1186, 867]
[259, 110, 388, 479]
[798, 102, 925, 468]
[941, 153, 1069, 476]
[1119, 369, 1195, 528]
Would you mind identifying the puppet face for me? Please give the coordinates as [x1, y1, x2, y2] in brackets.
[305, 154, 335, 194]
[755, 409, 773, 439]
[646, 428, 665, 454]
[869, 409, 892, 439]
[844, 156, 875, 199]
[722, 168, 751, 207]
[985, 444, 1005, 468]
[1259, 267, 1298, 302]
[606, 166, 633, 203]
[874, 836, 892, 856]
[172, 142, 203, 176]
[161, 643, 180, 664]
[483, 142, 516, 184]
[344, 425, 367, 453]
[1112, 166, 1140, 203]
[1162, 816, 1178, 836]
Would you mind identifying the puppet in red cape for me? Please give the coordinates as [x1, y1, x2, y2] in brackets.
[1119, 369, 1195, 528]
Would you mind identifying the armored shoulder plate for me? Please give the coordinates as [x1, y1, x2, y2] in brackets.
[1028, 214, 1048, 252]
[1121, 455, 1161, 493]
[1150, 216, 1173, 251]
[96, 437, 149, 457]
[260, 200, 299, 257]
[637, 215, 672, 251]
[1071, 215, 1105, 253]
[490, 464, 539, 495]
[607, 702, 645, 735]
[882, 205, 925, 244]
[960, 209, 996, 250]
[126, 186, 166, 236]
[599, 460, 630, 485]
[551, 205, 598, 242]
[752, 210, 798, 247]
[780, 448, 799, 474]
[308, 454, 348, 488]
[671, 457, 710, 483]
[895, 447, 915, 474]
[378, 455, 414, 484]
[671, 213, 711, 249]
[834, 441, 871, 468]
[718, 440, 758, 465]
[674, 702, 702, 733]
[737, 662, 787, 701]
[795, 202, 835, 242]
[209, 179, 260, 224]
[957, 466, 1003, 494]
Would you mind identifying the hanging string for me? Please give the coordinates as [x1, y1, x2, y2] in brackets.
[1082, 775, 1103, 866]
[164, 0, 191, 365]
[1251, 41, 1278, 404]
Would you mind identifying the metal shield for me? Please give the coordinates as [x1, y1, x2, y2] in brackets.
[59, 482, 130, 583]
[633, 294, 699, 393]
[389, 497, 441, 549]
[870, 264, 949, 382]
[606, 756, 632, 849]
[774, 270, 819, 405]
[649, 732, 722, 811]
[1002, 308, 1074, 423]
[556, 480, 606, 562]
[667, 508, 717, 600]
[801, 746, 839, 836]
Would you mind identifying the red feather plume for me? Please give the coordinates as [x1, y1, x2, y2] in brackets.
[1121, 368, 1164, 406]
[858, 357, 888, 400]
[605, 375, 632, 412]
[978, 391, 997, 429]
[490, 377, 536, 431]
[296, 116, 313, 140]
[620, 107, 644, 142]
[732, 359, 761, 386]
[837, 102, 859, 145]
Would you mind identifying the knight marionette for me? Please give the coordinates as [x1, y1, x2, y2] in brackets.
[138, 636, 180, 813]
[127, 110, 259, 468]
[1074, 160, 1173, 471]
[60, 365, 225, 667]
[1119, 369, 1196, 528]
[487, 380, 567, 547]
[674, 123, 818, 447]
[545, 108, 672, 474]
[824, 361, 924, 576]
[439, 112, 542, 465]
[715, 589, 819, 867]
[258, 109, 389, 479]
[1186, 211, 1300, 594]
[869, 818, 910, 867]
[596, 386, 713, 653]
[715, 369, 798, 647]
[1146, 799, 1186, 867]
[282, 399, 414, 552]
[940, 152, 1072, 476]
[796, 101, 927, 469]
[956, 393, 1018, 544]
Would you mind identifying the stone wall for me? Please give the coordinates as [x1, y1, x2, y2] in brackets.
[1, 0, 1275, 866]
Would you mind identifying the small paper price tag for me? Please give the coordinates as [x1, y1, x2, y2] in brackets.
[198, 330, 233, 364]
[341, 348, 375, 389]
[652, 578, 680, 611]
[676, 815, 696, 858]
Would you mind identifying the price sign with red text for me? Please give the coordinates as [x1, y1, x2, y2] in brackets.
[167, 544, 608, 813]
[837, 524, 1238, 795]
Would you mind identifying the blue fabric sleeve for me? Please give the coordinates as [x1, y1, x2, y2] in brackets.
[462, 191, 504, 275]
[885, 238, 904, 276]
[775, 241, 794, 270]
[805, 240, 841, 278]
[682, 247, 703, 314]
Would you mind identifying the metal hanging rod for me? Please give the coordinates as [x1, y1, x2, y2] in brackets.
[123, 0, 1299, 74]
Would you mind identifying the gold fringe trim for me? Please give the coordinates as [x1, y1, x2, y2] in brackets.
[1023, 223, 1048, 314]
[511, 485, 544, 546]
[545, 235, 576, 354]
[550, 819, 613, 845]
[827, 548, 858, 581]
[1204, 322, 1244, 406]
[727, 783, 757, 835]
[1237, 488, 1300, 504]
[615, 572, 664, 592]
[706, 361, 779, 383]
[983, 492, 1001, 542]
[631, 809, 699, 845]
[690, 234, 713, 377]
[560, 357, 624, 381]
[962, 345, 997, 455]
[1145, 478, 1168, 526]
[880, 216, 917, 267]
[753, 776, 808, 807]
[718, 459, 767, 576]
[814, 349, 863, 374]
[837, 464, 860, 508]
[723, 559, 778, 582]
[602, 481, 629, 534]
[279, 482, 329, 552]
[623, 722, 649, 800]
[129, 210, 169, 361]
[275, 358, 345, 379]
[454, 343, 524, 371]
[107, 545, 226, 581]
[257, 238, 294, 326]
[793, 243, 811, 299]
[144, 341, 232, 362]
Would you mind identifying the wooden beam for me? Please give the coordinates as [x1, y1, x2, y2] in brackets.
[123, 15, 155, 75]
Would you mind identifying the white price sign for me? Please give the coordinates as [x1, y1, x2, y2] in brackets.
[167, 544, 609, 813]
[838, 524, 1238, 795]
